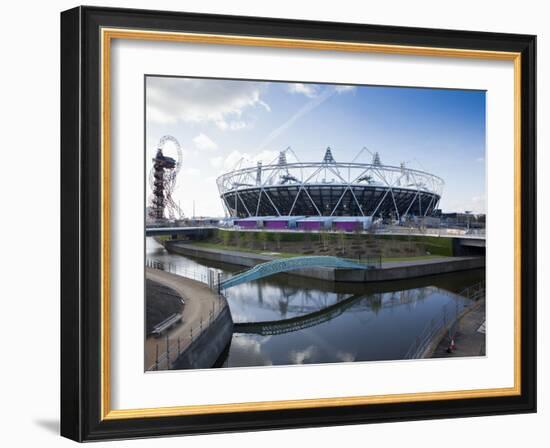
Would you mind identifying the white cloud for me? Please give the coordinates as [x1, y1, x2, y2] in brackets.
[289, 346, 317, 364]
[215, 119, 250, 131]
[336, 351, 356, 363]
[258, 100, 271, 112]
[209, 156, 224, 169]
[335, 85, 357, 94]
[476, 156, 485, 163]
[471, 195, 486, 204]
[287, 83, 319, 98]
[193, 133, 218, 151]
[230, 336, 273, 366]
[287, 83, 355, 98]
[217, 149, 279, 172]
[258, 84, 357, 151]
[146, 77, 269, 127]
[258, 88, 334, 151]
[223, 150, 249, 171]
[182, 167, 201, 177]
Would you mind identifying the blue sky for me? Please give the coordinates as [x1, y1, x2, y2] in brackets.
[146, 76, 486, 217]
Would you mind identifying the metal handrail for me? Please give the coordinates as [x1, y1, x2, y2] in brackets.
[219, 255, 380, 290]
[404, 281, 485, 359]
[146, 258, 230, 370]
[146, 258, 214, 287]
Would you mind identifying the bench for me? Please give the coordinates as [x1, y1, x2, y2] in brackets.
[151, 313, 182, 337]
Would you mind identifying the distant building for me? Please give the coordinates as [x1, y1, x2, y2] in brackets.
[440, 212, 486, 228]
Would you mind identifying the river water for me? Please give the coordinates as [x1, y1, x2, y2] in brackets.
[146, 238, 484, 367]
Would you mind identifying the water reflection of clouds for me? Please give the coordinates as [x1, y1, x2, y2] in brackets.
[227, 289, 470, 366]
[147, 239, 482, 366]
[336, 351, 356, 363]
[229, 335, 273, 367]
[236, 287, 439, 325]
[227, 280, 349, 322]
[289, 346, 317, 364]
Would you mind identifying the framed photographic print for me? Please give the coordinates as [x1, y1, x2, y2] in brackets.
[60, 6, 536, 441]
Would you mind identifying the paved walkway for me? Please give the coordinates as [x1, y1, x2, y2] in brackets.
[144, 268, 223, 371]
[431, 298, 486, 358]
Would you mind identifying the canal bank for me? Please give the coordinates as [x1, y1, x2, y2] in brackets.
[144, 268, 232, 370]
[172, 305, 233, 370]
[164, 240, 485, 283]
[429, 298, 486, 358]
[148, 238, 485, 367]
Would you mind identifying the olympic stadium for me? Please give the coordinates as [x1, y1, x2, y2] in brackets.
[216, 148, 444, 222]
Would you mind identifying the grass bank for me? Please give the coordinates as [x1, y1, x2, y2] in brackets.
[188, 229, 454, 260]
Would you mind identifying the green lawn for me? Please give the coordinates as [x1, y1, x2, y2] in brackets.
[189, 241, 446, 263]
[214, 229, 455, 257]
[190, 241, 301, 258]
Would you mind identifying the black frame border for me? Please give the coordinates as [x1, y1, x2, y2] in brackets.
[61, 6, 536, 442]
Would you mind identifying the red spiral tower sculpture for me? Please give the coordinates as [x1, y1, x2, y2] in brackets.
[148, 135, 184, 222]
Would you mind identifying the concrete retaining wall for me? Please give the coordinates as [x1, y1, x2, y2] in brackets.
[334, 257, 485, 282]
[166, 241, 270, 267]
[172, 305, 233, 370]
[165, 241, 485, 283]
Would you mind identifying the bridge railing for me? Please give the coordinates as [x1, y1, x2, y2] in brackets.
[219, 255, 383, 290]
[404, 281, 485, 359]
[146, 258, 218, 288]
[373, 226, 485, 239]
[149, 295, 229, 371]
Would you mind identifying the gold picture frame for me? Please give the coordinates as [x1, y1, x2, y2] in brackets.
[61, 6, 536, 441]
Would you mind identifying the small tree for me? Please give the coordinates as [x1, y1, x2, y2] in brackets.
[221, 230, 232, 247]
[319, 229, 328, 252]
[234, 231, 242, 248]
[329, 231, 338, 253]
[353, 223, 362, 250]
[245, 231, 256, 249]
[338, 231, 346, 255]
[259, 232, 268, 250]
[365, 225, 375, 250]
[274, 232, 282, 251]
[304, 231, 312, 249]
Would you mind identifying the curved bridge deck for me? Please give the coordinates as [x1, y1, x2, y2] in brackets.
[219, 255, 378, 290]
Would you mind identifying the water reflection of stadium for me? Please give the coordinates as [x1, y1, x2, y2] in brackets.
[226, 272, 474, 325]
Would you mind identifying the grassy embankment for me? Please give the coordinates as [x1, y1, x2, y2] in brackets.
[145, 279, 183, 334]
[185, 229, 454, 262]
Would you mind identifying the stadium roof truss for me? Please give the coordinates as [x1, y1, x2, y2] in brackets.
[216, 150, 444, 219]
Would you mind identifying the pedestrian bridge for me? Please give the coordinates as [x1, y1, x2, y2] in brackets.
[219, 256, 377, 290]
